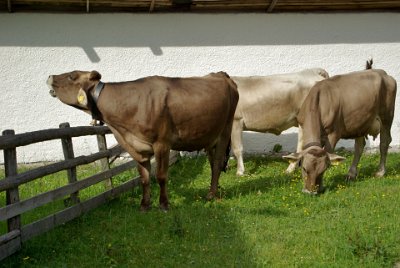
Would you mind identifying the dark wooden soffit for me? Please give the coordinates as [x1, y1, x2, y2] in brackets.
[2, 0, 400, 13]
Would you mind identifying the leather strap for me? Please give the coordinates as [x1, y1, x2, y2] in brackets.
[302, 141, 322, 150]
[92, 81, 105, 104]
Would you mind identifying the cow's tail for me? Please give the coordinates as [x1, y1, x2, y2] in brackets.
[366, 58, 373, 70]
[223, 140, 231, 172]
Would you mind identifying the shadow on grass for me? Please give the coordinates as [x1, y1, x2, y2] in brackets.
[321, 152, 400, 193]
[166, 154, 295, 205]
[2, 192, 258, 267]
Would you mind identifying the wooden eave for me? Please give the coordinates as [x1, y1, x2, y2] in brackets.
[2, 0, 400, 13]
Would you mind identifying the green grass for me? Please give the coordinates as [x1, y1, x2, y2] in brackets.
[1, 152, 400, 267]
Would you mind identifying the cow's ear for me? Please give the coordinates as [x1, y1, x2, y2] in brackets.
[283, 152, 302, 163]
[77, 88, 88, 106]
[328, 153, 345, 166]
[90, 71, 102, 81]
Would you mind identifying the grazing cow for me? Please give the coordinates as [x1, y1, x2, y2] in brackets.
[283, 60, 397, 194]
[231, 68, 329, 175]
[47, 71, 239, 210]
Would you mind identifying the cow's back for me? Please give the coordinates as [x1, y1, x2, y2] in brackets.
[232, 68, 327, 134]
[299, 69, 397, 139]
[166, 74, 238, 150]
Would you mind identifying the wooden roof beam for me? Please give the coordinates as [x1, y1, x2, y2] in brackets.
[267, 0, 278, 13]
[150, 0, 156, 12]
[7, 0, 12, 12]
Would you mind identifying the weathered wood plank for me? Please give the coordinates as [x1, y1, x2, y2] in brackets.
[0, 125, 111, 150]
[0, 230, 21, 260]
[96, 133, 113, 190]
[3, 130, 21, 237]
[0, 161, 136, 221]
[0, 145, 124, 192]
[0, 230, 20, 246]
[0, 236, 21, 261]
[60, 123, 80, 205]
[21, 176, 141, 242]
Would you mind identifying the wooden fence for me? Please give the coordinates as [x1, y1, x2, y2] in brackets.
[0, 123, 178, 260]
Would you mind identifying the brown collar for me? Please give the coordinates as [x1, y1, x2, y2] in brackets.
[302, 142, 322, 150]
[91, 81, 105, 104]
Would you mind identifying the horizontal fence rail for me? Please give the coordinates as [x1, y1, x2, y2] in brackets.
[0, 125, 111, 150]
[0, 145, 124, 192]
[0, 123, 179, 261]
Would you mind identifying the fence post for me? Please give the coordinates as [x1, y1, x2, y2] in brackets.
[2, 129, 22, 254]
[59, 123, 80, 206]
[96, 133, 113, 190]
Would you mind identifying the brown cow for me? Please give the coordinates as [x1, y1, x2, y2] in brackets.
[47, 71, 239, 210]
[283, 60, 397, 194]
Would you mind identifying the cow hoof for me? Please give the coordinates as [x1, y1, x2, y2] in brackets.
[285, 167, 295, 174]
[159, 203, 169, 212]
[206, 192, 216, 201]
[346, 174, 357, 181]
[236, 171, 244, 176]
[285, 163, 297, 174]
[140, 204, 152, 212]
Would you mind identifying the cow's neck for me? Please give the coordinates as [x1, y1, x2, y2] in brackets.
[301, 116, 322, 149]
[300, 108, 323, 150]
[87, 81, 105, 124]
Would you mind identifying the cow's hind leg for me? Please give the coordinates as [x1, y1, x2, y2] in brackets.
[137, 160, 152, 211]
[206, 146, 219, 200]
[154, 143, 171, 211]
[231, 119, 245, 176]
[375, 126, 392, 177]
[347, 137, 366, 180]
[206, 138, 230, 200]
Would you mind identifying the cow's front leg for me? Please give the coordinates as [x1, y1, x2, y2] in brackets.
[286, 126, 304, 173]
[154, 143, 171, 211]
[137, 160, 152, 211]
[347, 137, 365, 180]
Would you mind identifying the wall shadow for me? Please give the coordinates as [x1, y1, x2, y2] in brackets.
[1, 13, 399, 61]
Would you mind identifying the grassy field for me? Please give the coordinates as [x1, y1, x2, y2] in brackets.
[1, 151, 400, 267]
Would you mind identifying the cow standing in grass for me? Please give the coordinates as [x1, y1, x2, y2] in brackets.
[48, 71, 238, 211]
[283, 60, 397, 194]
[231, 68, 329, 176]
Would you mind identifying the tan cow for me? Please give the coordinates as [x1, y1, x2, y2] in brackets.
[231, 68, 329, 176]
[283, 60, 397, 194]
[47, 71, 238, 211]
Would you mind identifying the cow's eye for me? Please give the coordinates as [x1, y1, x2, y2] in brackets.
[68, 73, 78, 81]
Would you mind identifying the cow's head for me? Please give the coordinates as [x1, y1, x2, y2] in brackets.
[47, 70, 101, 110]
[283, 146, 345, 194]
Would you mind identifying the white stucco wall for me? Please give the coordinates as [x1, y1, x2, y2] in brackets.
[0, 13, 399, 163]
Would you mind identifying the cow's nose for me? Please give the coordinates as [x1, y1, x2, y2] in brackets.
[302, 188, 318, 195]
[49, 89, 56, 97]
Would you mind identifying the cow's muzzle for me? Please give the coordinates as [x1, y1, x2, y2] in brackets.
[47, 76, 57, 97]
[49, 89, 56, 97]
[302, 188, 319, 195]
[302, 185, 325, 195]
